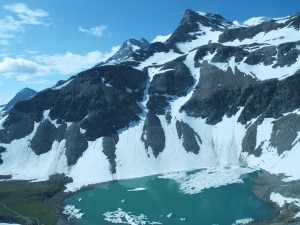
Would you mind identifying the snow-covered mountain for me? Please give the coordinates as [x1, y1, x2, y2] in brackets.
[0, 87, 37, 117]
[0, 9, 300, 191]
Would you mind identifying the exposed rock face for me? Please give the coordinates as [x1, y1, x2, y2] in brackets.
[270, 114, 300, 155]
[149, 60, 194, 96]
[219, 20, 282, 43]
[242, 117, 264, 157]
[273, 41, 300, 67]
[0, 110, 35, 143]
[1, 65, 147, 143]
[181, 63, 257, 125]
[239, 71, 300, 124]
[244, 46, 277, 66]
[146, 95, 169, 115]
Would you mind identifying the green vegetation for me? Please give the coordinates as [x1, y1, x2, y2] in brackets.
[0, 175, 69, 225]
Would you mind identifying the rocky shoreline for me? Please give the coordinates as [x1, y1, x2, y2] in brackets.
[250, 170, 300, 225]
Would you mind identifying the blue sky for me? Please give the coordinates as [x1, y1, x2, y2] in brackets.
[0, 0, 299, 104]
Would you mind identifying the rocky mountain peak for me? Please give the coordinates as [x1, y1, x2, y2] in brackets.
[105, 38, 150, 62]
[167, 9, 232, 45]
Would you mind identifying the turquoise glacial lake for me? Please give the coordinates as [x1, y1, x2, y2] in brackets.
[64, 170, 276, 225]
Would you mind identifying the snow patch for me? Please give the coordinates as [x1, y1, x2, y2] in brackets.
[243, 17, 271, 26]
[63, 205, 84, 220]
[166, 213, 172, 218]
[270, 192, 300, 218]
[233, 218, 254, 225]
[52, 79, 73, 90]
[196, 11, 207, 17]
[152, 34, 171, 43]
[103, 208, 162, 225]
[127, 187, 146, 192]
[159, 166, 255, 195]
[238, 54, 300, 80]
[270, 192, 300, 208]
[0, 115, 8, 129]
[136, 50, 180, 71]
[66, 139, 113, 191]
[0, 127, 68, 181]
[0, 224, 21, 225]
[223, 27, 300, 47]
[243, 117, 300, 182]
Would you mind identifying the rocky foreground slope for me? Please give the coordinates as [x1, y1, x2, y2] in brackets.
[0, 10, 299, 194]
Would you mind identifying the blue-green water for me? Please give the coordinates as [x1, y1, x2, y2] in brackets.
[65, 171, 276, 225]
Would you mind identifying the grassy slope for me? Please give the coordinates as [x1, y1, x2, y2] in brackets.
[0, 177, 69, 225]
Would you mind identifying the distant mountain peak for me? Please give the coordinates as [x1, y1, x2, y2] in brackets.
[105, 38, 150, 62]
[18, 87, 36, 95]
[2, 87, 37, 113]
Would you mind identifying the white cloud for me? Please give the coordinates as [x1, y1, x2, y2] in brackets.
[78, 25, 109, 37]
[0, 46, 120, 82]
[26, 50, 39, 55]
[3, 3, 49, 25]
[24, 79, 53, 85]
[0, 3, 49, 46]
[17, 74, 31, 81]
[0, 57, 50, 78]
[35, 46, 119, 75]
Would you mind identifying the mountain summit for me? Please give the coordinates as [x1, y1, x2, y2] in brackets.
[0, 9, 299, 201]
[106, 38, 150, 62]
[166, 9, 232, 45]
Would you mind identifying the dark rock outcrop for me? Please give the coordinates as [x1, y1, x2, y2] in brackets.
[149, 60, 194, 96]
[242, 117, 264, 157]
[65, 124, 88, 166]
[219, 20, 283, 43]
[181, 63, 257, 124]
[102, 134, 119, 174]
[0, 65, 148, 143]
[0, 146, 6, 165]
[273, 41, 300, 68]
[270, 114, 300, 155]
[239, 70, 300, 124]
[176, 120, 202, 154]
[146, 95, 170, 115]
[245, 46, 277, 66]
[0, 111, 35, 143]
[30, 120, 57, 155]
[141, 112, 166, 157]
